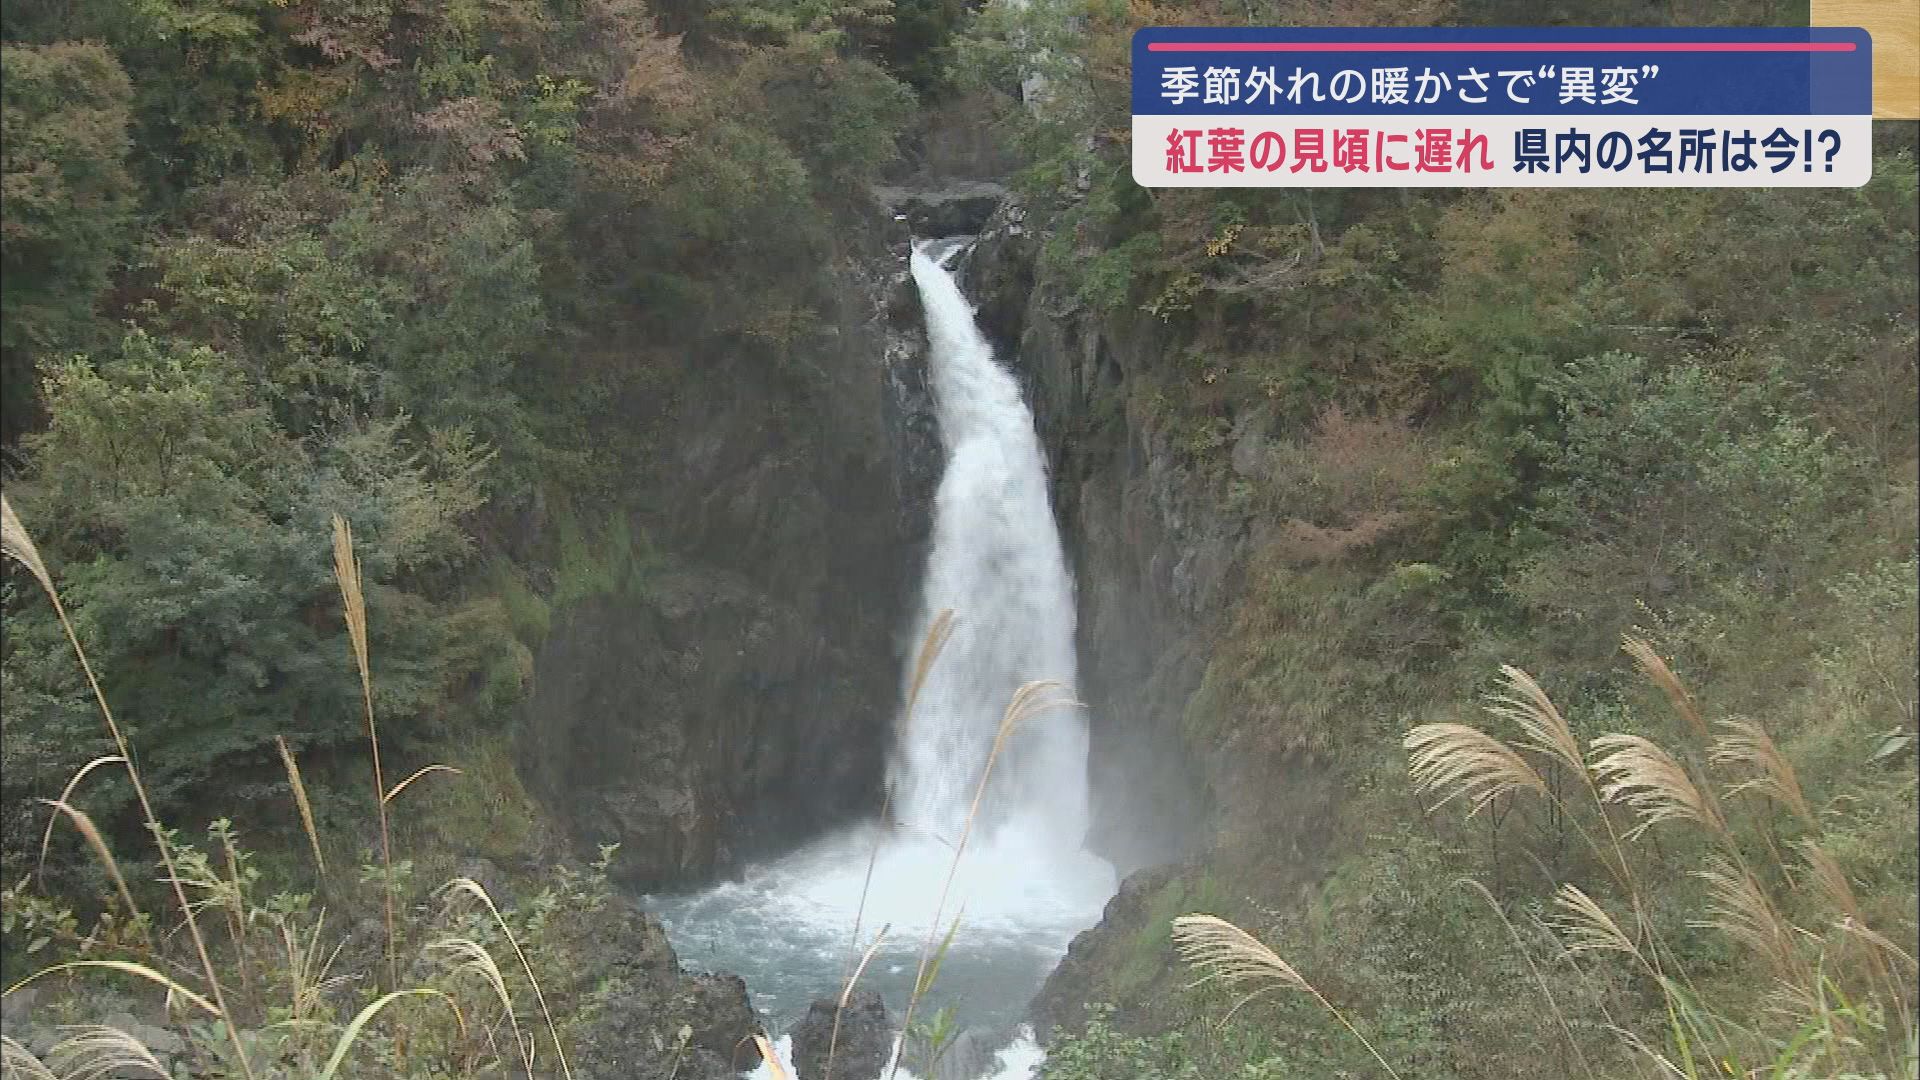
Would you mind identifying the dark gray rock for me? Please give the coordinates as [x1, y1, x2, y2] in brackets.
[966, 206, 1214, 879]
[790, 989, 893, 1080]
[1, 985, 39, 1028]
[872, 181, 1009, 239]
[518, 199, 934, 893]
[555, 898, 762, 1080]
[1028, 864, 1184, 1041]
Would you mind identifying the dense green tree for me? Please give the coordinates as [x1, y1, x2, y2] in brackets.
[2, 330, 511, 882]
[0, 41, 136, 439]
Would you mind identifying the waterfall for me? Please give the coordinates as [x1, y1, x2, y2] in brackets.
[894, 242, 1090, 854]
[651, 239, 1115, 1078]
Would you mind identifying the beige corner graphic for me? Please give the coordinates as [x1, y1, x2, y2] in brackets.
[1813, 0, 1919, 118]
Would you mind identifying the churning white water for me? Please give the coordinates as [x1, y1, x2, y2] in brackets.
[896, 236, 1094, 857]
[649, 240, 1115, 1080]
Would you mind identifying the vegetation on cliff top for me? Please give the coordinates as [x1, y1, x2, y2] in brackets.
[949, 1, 1915, 1077]
[960, 0, 1920, 1068]
[2, 0, 935, 1070]
[1, 0, 932, 897]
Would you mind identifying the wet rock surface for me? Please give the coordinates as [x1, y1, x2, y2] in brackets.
[872, 181, 1010, 239]
[965, 203, 1218, 881]
[556, 896, 763, 1080]
[1028, 864, 1184, 1041]
[790, 989, 893, 1080]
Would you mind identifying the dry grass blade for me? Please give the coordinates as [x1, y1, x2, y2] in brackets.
[855, 614, 953, 962]
[279, 915, 351, 1021]
[1550, 884, 1650, 969]
[334, 514, 395, 991]
[824, 924, 890, 1080]
[1486, 665, 1586, 775]
[1457, 879, 1596, 1080]
[1711, 719, 1815, 828]
[1590, 734, 1726, 839]
[0, 498, 255, 1077]
[276, 736, 326, 875]
[999, 679, 1079, 738]
[1835, 917, 1920, 972]
[5, 960, 219, 1017]
[438, 877, 572, 1080]
[889, 680, 1077, 1080]
[1171, 914, 1309, 993]
[318, 988, 463, 1080]
[1404, 723, 1546, 816]
[330, 515, 371, 703]
[47, 1025, 168, 1080]
[754, 1034, 788, 1079]
[1793, 840, 1862, 923]
[1, 1036, 57, 1080]
[36, 799, 139, 927]
[37, 756, 126, 879]
[1613, 1024, 1690, 1079]
[429, 936, 532, 1076]
[1692, 855, 1800, 981]
[906, 609, 954, 720]
[1, 493, 54, 597]
[384, 764, 464, 805]
[1622, 636, 1708, 740]
[1171, 915, 1405, 1080]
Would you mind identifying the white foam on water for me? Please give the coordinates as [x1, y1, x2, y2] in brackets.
[747, 1029, 1048, 1080]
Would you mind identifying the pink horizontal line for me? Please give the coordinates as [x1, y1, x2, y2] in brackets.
[1146, 41, 1856, 52]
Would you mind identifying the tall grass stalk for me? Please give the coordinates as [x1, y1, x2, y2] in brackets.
[858, 608, 955, 960]
[1171, 913, 1405, 1080]
[1456, 877, 1597, 1080]
[884, 678, 1078, 1080]
[438, 876, 573, 1080]
[276, 735, 327, 876]
[1, 494, 258, 1079]
[428, 934, 534, 1076]
[1397, 639, 1913, 1075]
[832, 611, 949, 1080]
[37, 798, 139, 932]
[331, 514, 396, 991]
[824, 924, 891, 1080]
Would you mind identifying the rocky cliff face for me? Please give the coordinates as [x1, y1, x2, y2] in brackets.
[958, 199, 1344, 1038]
[960, 207, 1226, 881]
[520, 206, 939, 892]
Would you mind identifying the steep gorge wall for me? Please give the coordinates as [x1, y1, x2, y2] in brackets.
[520, 206, 940, 892]
[962, 211, 1224, 879]
[963, 200, 1353, 1037]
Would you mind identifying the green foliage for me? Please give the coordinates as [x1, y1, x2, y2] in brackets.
[551, 508, 662, 611]
[0, 0, 929, 892]
[0, 41, 136, 436]
[1038, 1006, 1202, 1080]
[1500, 352, 1873, 669]
[2, 331, 510, 856]
[147, 175, 549, 491]
[881, 0, 967, 91]
[1115, 873, 1232, 995]
[707, 0, 895, 51]
[749, 52, 917, 189]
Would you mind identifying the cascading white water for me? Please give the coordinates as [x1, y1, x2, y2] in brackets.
[895, 239, 1090, 855]
[650, 239, 1115, 1080]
